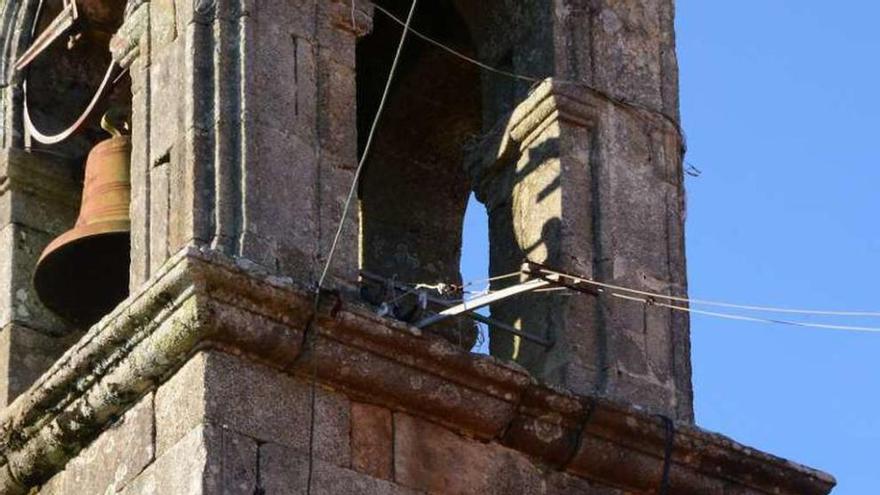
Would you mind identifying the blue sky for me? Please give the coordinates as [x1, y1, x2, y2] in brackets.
[461, 1, 879, 492]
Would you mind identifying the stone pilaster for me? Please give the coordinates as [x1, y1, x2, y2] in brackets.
[119, 0, 373, 295]
[461, 0, 692, 421]
[468, 79, 691, 420]
[0, 149, 81, 407]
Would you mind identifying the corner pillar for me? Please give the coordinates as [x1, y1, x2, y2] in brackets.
[0, 149, 82, 407]
[468, 79, 692, 420]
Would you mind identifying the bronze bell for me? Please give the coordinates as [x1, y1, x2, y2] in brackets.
[33, 136, 131, 326]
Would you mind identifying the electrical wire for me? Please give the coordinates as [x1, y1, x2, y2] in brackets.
[461, 271, 522, 289]
[315, 0, 419, 295]
[611, 293, 880, 334]
[535, 266, 880, 318]
[372, 4, 538, 84]
[308, 3, 418, 494]
[523, 268, 880, 333]
[369, 4, 686, 141]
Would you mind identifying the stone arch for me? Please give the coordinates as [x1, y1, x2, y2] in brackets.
[356, 0, 558, 349]
[0, 0, 43, 149]
[357, 1, 481, 309]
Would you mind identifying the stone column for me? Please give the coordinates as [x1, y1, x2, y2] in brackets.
[467, 0, 692, 420]
[121, 0, 372, 295]
[0, 149, 81, 407]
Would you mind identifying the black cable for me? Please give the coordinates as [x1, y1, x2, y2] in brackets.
[657, 414, 676, 495]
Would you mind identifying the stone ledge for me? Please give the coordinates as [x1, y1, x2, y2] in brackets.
[0, 246, 835, 494]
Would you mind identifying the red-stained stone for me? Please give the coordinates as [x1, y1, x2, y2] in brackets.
[351, 402, 394, 481]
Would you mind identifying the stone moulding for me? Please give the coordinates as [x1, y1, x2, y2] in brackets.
[0, 246, 834, 494]
[465, 77, 684, 206]
[465, 78, 599, 192]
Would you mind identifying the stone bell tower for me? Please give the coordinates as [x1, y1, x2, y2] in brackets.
[0, 1, 834, 494]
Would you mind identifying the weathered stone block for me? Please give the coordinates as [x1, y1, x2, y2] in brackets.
[0, 149, 81, 229]
[149, 160, 170, 272]
[393, 413, 545, 495]
[155, 351, 350, 467]
[121, 423, 257, 495]
[167, 141, 192, 256]
[150, 38, 183, 167]
[129, 72, 152, 290]
[545, 472, 622, 495]
[240, 126, 319, 279]
[0, 324, 76, 408]
[247, 18, 317, 146]
[317, 56, 358, 160]
[587, 0, 667, 113]
[351, 402, 393, 480]
[151, 0, 179, 50]
[259, 442, 417, 495]
[0, 224, 68, 333]
[316, 163, 359, 284]
[38, 393, 155, 494]
[4, 187, 78, 236]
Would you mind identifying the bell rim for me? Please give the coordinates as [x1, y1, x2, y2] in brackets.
[36, 220, 130, 267]
[32, 225, 130, 325]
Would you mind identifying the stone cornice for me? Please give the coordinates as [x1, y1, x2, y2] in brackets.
[0, 247, 835, 494]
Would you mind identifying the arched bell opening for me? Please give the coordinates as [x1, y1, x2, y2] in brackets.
[11, 0, 133, 329]
[22, 0, 131, 162]
[356, 0, 482, 347]
[356, 0, 564, 363]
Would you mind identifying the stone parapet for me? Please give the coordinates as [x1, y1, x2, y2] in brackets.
[0, 247, 834, 494]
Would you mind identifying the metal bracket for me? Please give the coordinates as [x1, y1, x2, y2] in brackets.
[17, 0, 122, 146]
[14, 0, 79, 74]
[361, 270, 555, 348]
[522, 261, 603, 297]
[414, 278, 552, 329]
